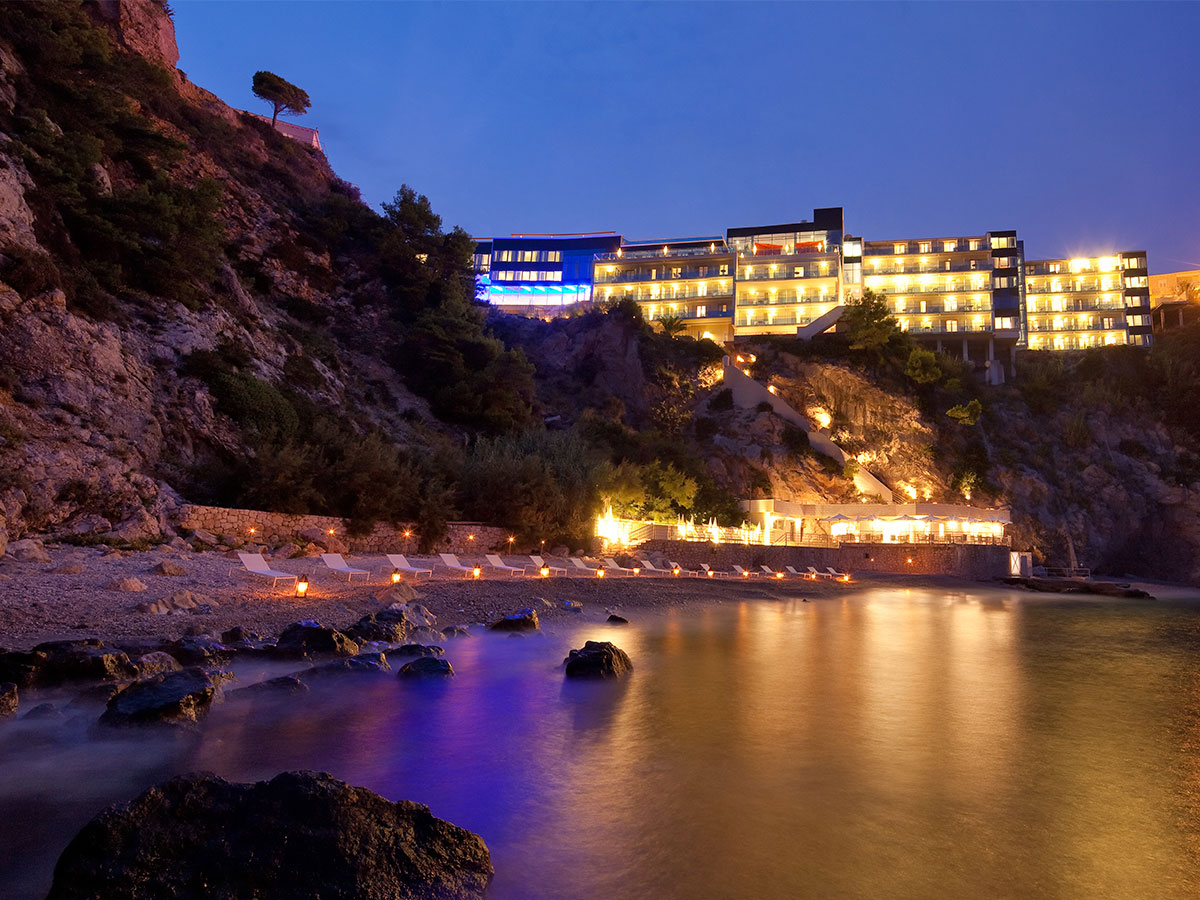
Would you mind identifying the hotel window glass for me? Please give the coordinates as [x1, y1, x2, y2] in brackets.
[671, 267, 682, 278]
[968, 239, 981, 251]
[1127, 314, 1150, 327]
[918, 241, 932, 253]
[495, 250, 514, 262]
[546, 251, 561, 262]
[944, 298, 958, 312]
[719, 264, 729, 276]
[996, 317, 1016, 330]
[793, 265, 804, 277]
[894, 243, 906, 254]
[1122, 256, 1146, 269]
[1125, 276, 1148, 288]
[1102, 317, 1115, 329]
[970, 260, 977, 270]
[946, 319, 959, 332]
[696, 305, 706, 317]
[943, 240, 957, 252]
[990, 236, 1014, 249]
[517, 250, 537, 263]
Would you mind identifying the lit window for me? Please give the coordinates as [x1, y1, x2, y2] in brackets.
[793, 265, 804, 277]
[943, 241, 957, 252]
[894, 243, 906, 255]
[946, 319, 958, 333]
[1049, 262, 1061, 274]
[719, 264, 729, 276]
[696, 305, 707, 317]
[944, 298, 958, 312]
[968, 239, 981, 251]
[919, 241, 932, 254]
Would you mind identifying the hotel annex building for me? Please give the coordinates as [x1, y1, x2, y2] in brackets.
[473, 207, 1152, 381]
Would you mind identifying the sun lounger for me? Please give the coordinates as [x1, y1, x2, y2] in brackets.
[638, 559, 673, 576]
[731, 565, 760, 578]
[569, 557, 602, 575]
[529, 555, 566, 576]
[670, 561, 700, 577]
[826, 566, 850, 581]
[438, 553, 478, 578]
[807, 566, 834, 580]
[320, 553, 370, 582]
[760, 565, 786, 579]
[485, 554, 525, 576]
[699, 563, 729, 578]
[603, 557, 637, 575]
[234, 552, 298, 588]
[785, 566, 804, 577]
[384, 554, 433, 580]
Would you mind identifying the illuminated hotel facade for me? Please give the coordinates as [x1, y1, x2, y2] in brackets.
[472, 209, 1152, 361]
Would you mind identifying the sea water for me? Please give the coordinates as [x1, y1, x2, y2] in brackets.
[2, 584, 1199, 899]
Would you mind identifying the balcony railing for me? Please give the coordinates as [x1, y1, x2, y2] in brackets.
[903, 324, 992, 334]
[738, 293, 835, 306]
[865, 282, 993, 296]
[602, 286, 734, 302]
[740, 267, 840, 281]
[594, 269, 732, 285]
[894, 304, 991, 315]
[594, 246, 730, 262]
[1027, 300, 1124, 313]
[645, 307, 732, 322]
[863, 259, 993, 275]
[1027, 322, 1125, 333]
[1026, 283, 1123, 294]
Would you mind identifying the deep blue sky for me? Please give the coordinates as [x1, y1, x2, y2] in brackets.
[173, 1, 1200, 273]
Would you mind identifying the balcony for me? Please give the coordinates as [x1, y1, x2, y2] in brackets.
[645, 307, 732, 322]
[601, 285, 734, 303]
[740, 265, 839, 282]
[903, 324, 992, 335]
[863, 258, 992, 275]
[1026, 282, 1122, 294]
[594, 268, 732, 285]
[1026, 299, 1123, 313]
[1027, 321, 1125, 333]
[739, 315, 817, 328]
[594, 246, 730, 262]
[866, 282, 993, 296]
[738, 294, 836, 308]
[893, 304, 991, 315]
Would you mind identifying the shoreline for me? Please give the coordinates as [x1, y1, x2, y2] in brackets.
[0, 545, 1187, 652]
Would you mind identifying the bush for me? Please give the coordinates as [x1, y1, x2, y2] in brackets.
[755, 400, 774, 413]
[781, 424, 811, 459]
[0, 246, 62, 296]
[710, 388, 734, 411]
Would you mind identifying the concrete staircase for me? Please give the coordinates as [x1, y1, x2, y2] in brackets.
[795, 304, 844, 340]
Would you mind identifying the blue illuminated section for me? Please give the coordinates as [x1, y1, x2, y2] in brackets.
[482, 278, 593, 307]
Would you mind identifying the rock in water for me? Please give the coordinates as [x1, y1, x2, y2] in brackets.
[0, 682, 17, 717]
[398, 657, 454, 678]
[346, 609, 410, 644]
[45, 771, 493, 900]
[99, 667, 220, 727]
[276, 622, 359, 658]
[606, 614, 629, 625]
[564, 641, 633, 679]
[32, 640, 137, 685]
[488, 608, 539, 632]
[391, 644, 444, 658]
[135, 651, 182, 678]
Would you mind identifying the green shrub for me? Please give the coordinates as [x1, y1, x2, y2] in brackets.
[781, 424, 811, 459]
[0, 246, 62, 296]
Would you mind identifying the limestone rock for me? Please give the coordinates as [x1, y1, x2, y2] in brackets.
[166, 635, 230, 666]
[89, 0, 181, 70]
[390, 644, 444, 658]
[606, 614, 630, 625]
[299, 654, 392, 682]
[151, 560, 186, 576]
[7, 538, 50, 563]
[190, 529, 218, 547]
[107, 577, 147, 592]
[398, 657, 454, 678]
[135, 651, 182, 678]
[45, 771, 493, 900]
[52, 563, 86, 575]
[275, 622, 359, 658]
[345, 609, 410, 644]
[99, 667, 220, 728]
[227, 674, 309, 701]
[0, 682, 16, 717]
[68, 514, 112, 536]
[136, 590, 209, 615]
[32, 640, 136, 685]
[488, 608, 539, 632]
[564, 641, 633, 679]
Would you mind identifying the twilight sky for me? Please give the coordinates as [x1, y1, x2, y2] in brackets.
[173, 1, 1200, 273]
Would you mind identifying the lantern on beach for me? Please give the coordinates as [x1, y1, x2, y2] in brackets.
[597, 568, 606, 578]
[472, 566, 482, 579]
[672, 567, 681, 577]
[391, 569, 402, 584]
[706, 569, 715, 578]
[632, 567, 641, 575]
[540, 566, 550, 577]
[296, 574, 310, 598]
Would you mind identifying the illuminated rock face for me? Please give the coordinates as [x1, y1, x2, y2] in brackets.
[46, 771, 493, 900]
[564, 640, 633, 679]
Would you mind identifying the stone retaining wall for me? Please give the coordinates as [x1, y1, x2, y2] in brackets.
[640, 539, 1011, 581]
[173, 504, 509, 554]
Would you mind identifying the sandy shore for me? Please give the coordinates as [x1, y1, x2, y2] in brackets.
[0, 545, 883, 649]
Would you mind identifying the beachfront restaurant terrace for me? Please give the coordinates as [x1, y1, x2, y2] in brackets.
[743, 499, 1011, 546]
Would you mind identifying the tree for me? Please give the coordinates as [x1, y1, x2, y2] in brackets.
[252, 70, 311, 127]
[904, 348, 942, 385]
[946, 398, 983, 426]
[839, 288, 904, 357]
[656, 314, 686, 338]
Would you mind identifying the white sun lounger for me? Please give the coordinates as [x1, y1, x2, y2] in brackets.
[569, 557, 601, 575]
[485, 554, 525, 576]
[785, 565, 804, 577]
[320, 553, 370, 582]
[638, 559, 673, 575]
[807, 566, 834, 580]
[699, 563, 729, 578]
[731, 565, 760, 578]
[760, 565, 784, 578]
[234, 552, 297, 588]
[384, 554, 433, 579]
[670, 561, 700, 577]
[826, 566, 850, 580]
[439, 553, 478, 577]
[603, 557, 637, 575]
[529, 555, 566, 576]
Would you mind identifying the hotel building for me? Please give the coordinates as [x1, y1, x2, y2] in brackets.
[1022, 252, 1150, 350]
[861, 231, 1023, 379]
[472, 211, 1152, 359]
[726, 208, 847, 337]
[591, 237, 737, 341]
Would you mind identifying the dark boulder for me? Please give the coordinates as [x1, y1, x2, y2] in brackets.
[166, 635, 231, 667]
[346, 610, 410, 644]
[99, 667, 220, 728]
[45, 770, 493, 900]
[398, 658, 454, 679]
[606, 614, 629, 625]
[488, 608, 539, 633]
[23, 702, 63, 720]
[136, 651, 183, 678]
[66, 683, 122, 710]
[564, 641, 633, 679]
[276, 622, 359, 658]
[391, 644, 444, 658]
[31, 640, 137, 685]
[300, 654, 392, 682]
[0, 682, 17, 717]
[443, 625, 472, 638]
[227, 675, 309, 702]
[219, 626, 275, 654]
[0, 649, 47, 688]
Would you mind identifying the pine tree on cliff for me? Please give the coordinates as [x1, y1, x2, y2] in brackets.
[252, 70, 311, 126]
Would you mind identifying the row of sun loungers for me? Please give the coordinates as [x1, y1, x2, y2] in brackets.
[234, 551, 849, 586]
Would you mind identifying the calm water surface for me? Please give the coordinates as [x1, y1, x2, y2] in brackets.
[2, 584, 1200, 899]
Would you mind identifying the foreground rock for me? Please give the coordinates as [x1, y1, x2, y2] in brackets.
[1003, 577, 1155, 598]
[1, 640, 139, 687]
[276, 621, 359, 658]
[135, 651, 182, 678]
[564, 641, 633, 679]
[391, 644, 444, 658]
[98, 667, 221, 728]
[398, 658, 454, 679]
[345, 609, 411, 644]
[0, 682, 17, 717]
[488, 608, 539, 633]
[46, 771, 494, 900]
[606, 614, 629, 625]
